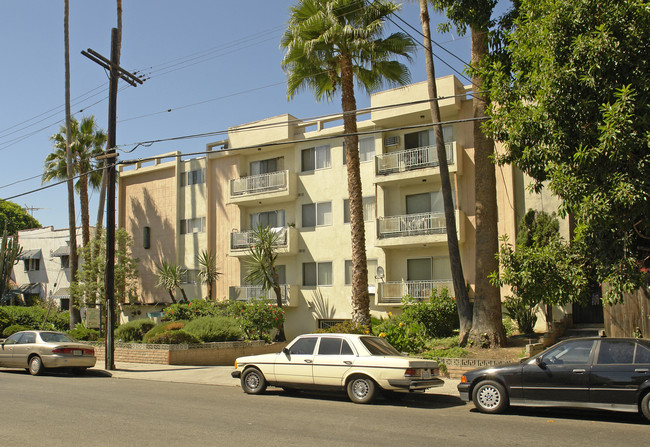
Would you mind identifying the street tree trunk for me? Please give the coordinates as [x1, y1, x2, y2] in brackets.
[419, 0, 473, 345]
[468, 28, 506, 347]
[340, 55, 370, 327]
[64, 0, 80, 329]
[80, 173, 90, 247]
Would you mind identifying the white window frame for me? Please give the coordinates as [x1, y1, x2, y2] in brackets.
[180, 217, 206, 234]
[181, 169, 205, 187]
[343, 196, 375, 223]
[302, 261, 333, 287]
[343, 137, 375, 164]
[301, 145, 331, 172]
[302, 202, 332, 228]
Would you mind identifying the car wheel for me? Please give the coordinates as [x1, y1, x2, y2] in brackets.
[472, 380, 509, 414]
[641, 392, 650, 422]
[346, 376, 377, 404]
[28, 356, 44, 376]
[241, 368, 267, 395]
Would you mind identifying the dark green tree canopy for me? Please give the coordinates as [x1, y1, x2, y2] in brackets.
[0, 200, 41, 235]
[483, 0, 650, 301]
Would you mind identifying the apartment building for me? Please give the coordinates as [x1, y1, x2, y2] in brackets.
[118, 75, 558, 338]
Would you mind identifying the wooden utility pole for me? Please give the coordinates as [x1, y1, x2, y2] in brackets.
[82, 28, 143, 370]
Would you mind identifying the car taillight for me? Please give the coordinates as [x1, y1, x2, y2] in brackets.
[84, 349, 94, 355]
[404, 368, 417, 377]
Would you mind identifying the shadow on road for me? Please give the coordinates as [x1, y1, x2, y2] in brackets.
[468, 406, 648, 426]
[0, 367, 112, 378]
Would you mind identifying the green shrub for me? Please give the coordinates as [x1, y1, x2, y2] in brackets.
[314, 320, 369, 334]
[183, 316, 243, 342]
[115, 319, 157, 342]
[401, 289, 459, 338]
[503, 296, 537, 334]
[373, 316, 426, 353]
[68, 325, 101, 341]
[3, 324, 30, 337]
[228, 300, 284, 342]
[149, 329, 200, 344]
[502, 317, 517, 337]
[143, 320, 189, 343]
[163, 300, 229, 321]
[0, 306, 69, 332]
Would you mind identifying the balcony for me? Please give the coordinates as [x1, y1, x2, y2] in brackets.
[228, 284, 297, 307]
[375, 142, 461, 185]
[377, 280, 454, 305]
[229, 226, 298, 257]
[375, 210, 465, 248]
[228, 170, 297, 206]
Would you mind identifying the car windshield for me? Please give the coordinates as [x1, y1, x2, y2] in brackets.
[40, 332, 76, 343]
[360, 336, 401, 356]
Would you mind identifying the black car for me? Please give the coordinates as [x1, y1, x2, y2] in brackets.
[458, 337, 650, 422]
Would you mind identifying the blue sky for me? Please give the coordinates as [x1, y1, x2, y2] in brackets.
[0, 0, 499, 230]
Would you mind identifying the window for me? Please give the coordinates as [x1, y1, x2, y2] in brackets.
[343, 137, 375, 164]
[407, 258, 432, 281]
[318, 337, 354, 355]
[23, 259, 40, 272]
[343, 196, 375, 223]
[406, 192, 432, 215]
[345, 259, 377, 286]
[251, 210, 285, 228]
[597, 340, 635, 364]
[180, 169, 204, 186]
[303, 262, 333, 286]
[288, 337, 317, 355]
[636, 343, 650, 364]
[61, 255, 70, 269]
[318, 319, 347, 330]
[180, 217, 206, 234]
[18, 332, 36, 344]
[301, 145, 331, 171]
[180, 269, 199, 285]
[404, 125, 453, 150]
[250, 157, 281, 175]
[302, 202, 332, 227]
[543, 340, 594, 365]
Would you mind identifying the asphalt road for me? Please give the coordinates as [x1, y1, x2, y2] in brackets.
[1, 369, 648, 447]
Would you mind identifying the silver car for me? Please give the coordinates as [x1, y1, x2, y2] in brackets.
[0, 330, 96, 375]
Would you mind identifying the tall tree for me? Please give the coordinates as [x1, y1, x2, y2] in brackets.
[430, 0, 506, 347]
[63, 0, 79, 329]
[197, 249, 221, 301]
[418, 0, 473, 345]
[244, 225, 286, 341]
[482, 0, 650, 301]
[0, 225, 22, 301]
[281, 0, 416, 326]
[44, 116, 107, 247]
[0, 200, 41, 234]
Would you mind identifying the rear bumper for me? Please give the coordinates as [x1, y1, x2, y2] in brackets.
[387, 377, 444, 391]
[41, 354, 96, 369]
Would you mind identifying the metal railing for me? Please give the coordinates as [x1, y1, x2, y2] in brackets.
[378, 280, 454, 304]
[229, 285, 290, 305]
[377, 212, 446, 239]
[230, 227, 288, 250]
[230, 170, 288, 197]
[376, 143, 454, 175]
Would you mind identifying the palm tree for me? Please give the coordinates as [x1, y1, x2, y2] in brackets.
[44, 116, 107, 247]
[417, 0, 473, 345]
[155, 261, 188, 303]
[197, 249, 221, 300]
[281, 0, 416, 326]
[244, 225, 286, 341]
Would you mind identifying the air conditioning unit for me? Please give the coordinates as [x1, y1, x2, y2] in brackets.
[384, 136, 399, 147]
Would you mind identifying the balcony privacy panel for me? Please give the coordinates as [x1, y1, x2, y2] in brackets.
[230, 171, 287, 196]
[376, 143, 454, 175]
[377, 212, 446, 238]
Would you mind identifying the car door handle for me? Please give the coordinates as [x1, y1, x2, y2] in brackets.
[635, 368, 649, 373]
[304, 359, 313, 364]
[572, 369, 586, 374]
[343, 361, 352, 365]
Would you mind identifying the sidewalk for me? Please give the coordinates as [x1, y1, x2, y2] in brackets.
[98, 362, 461, 396]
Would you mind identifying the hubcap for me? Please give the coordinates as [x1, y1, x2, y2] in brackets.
[478, 385, 500, 409]
[353, 380, 369, 399]
[246, 373, 260, 390]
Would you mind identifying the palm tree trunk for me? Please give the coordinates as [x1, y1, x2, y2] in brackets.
[419, 0, 473, 345]
[64, 0, 80, 329]
[179, 287, 188, 302]
[468, 28, 506, 348]
[271, 271, 286, 342]
[340, 55, 370, 327]
[167, 289, 177, 304]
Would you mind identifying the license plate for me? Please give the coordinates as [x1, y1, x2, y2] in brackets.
[73, 350, 82, 356]
[422, 370, 431, 379]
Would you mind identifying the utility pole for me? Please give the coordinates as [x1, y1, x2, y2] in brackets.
[82, 28, 143, 370]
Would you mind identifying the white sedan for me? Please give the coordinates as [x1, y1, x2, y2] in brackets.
[231, 333, 443, 403]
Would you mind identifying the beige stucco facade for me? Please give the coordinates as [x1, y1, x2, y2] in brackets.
[118, 75, 569, 338]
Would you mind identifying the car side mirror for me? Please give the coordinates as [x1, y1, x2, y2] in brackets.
[535, 356, 546, 369]
[282, 347, 290, 356]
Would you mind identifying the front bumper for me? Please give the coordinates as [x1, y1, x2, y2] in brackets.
[387, 377, 444, 391]
[457, 382, 471, 402]
[231, 370, 241, 379]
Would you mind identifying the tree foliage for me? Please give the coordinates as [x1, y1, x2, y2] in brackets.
[0, 201, 40, 235]
[196, 249, 221, 300]
[482, 0, 650, 302]
[155, 261, 187, 304]
[72, 227, 139, 306]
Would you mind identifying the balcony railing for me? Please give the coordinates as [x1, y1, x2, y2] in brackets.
[230, 227, 288, 250]
[377, 212, 445, 239]
[229, 285, 290, 305]
[376, 143, 453, 175]
[230, 170, 288, 197]
[378, 280, 454, 304]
